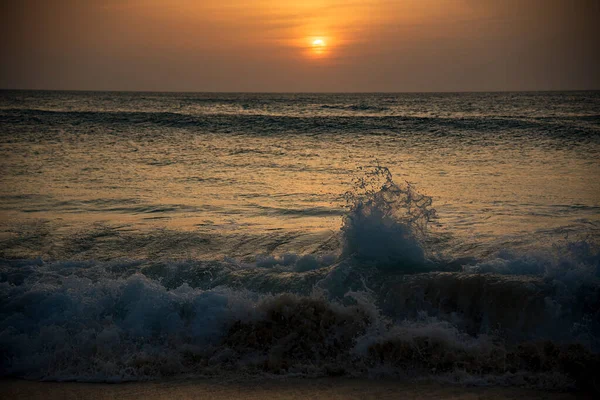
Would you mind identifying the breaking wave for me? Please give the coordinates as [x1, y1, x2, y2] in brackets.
[0, 167, 598, 391]
[340, 165, 435, 270]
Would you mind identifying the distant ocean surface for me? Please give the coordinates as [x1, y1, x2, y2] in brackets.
[1, 91, 599, 389]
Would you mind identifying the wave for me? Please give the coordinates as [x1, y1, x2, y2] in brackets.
[2, 108, 598, 138]
[339, 166, 435, 270]
[253, 205, 344, 218]
[320, 103, 389, 112]
[1, 265, 598, 387]
[0, 167, 598, 390]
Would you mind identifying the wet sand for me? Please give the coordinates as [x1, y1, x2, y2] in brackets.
[1, 378, 591, 400]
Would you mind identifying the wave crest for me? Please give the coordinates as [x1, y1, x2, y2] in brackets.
[341, 166, 435, 270]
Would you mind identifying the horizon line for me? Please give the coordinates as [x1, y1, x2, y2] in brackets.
[1, 88, 599, 95]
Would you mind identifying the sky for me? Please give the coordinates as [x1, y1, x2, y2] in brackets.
[1, 0, 599, 92]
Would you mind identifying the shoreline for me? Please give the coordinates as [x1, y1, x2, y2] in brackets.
[1, 378, 592, 400]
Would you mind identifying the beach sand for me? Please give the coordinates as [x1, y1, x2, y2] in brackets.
[1, 378, 592, 400]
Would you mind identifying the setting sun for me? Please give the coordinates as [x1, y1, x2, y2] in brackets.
[308, 37, 329, 58]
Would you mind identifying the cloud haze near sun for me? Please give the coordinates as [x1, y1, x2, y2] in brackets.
[1, 0, 599, 92]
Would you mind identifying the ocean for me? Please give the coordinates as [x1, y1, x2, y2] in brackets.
[0, 91, 599, 390]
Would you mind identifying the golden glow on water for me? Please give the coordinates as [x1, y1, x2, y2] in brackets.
[1, 92, 599, 260]
[2, 127, 599, 240]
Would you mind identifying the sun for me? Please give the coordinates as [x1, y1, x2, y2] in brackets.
[309, 38, 328, 58]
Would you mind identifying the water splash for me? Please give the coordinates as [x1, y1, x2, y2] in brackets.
[341, 165, 436, 270]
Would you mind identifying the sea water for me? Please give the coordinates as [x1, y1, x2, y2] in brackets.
[0, 91, 599, 387]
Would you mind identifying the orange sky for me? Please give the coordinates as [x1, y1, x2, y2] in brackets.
[1, 0, 599, 91]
